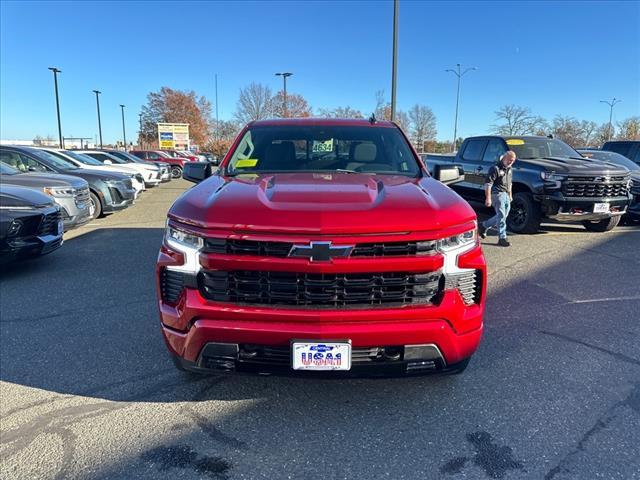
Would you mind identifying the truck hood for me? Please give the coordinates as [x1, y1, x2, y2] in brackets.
[0, 172, 88, 189]
[169, 173, 476, 234]
[519, 156, 630, 175]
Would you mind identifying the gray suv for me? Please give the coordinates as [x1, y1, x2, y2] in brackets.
[0, 162, 91, 230]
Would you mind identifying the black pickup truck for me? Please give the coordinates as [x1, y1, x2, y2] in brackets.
[602, 140, 640, 164]
[424, 135, 632, 233]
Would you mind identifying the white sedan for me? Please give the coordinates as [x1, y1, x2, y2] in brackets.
[38, 148, 146, 196]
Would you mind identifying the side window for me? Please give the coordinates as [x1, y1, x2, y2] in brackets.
[482, 139, 507, 163]
[0, 151, 24, 171]
[461, 140, 486, 161]
[19, 153, 49, 172]
[148, 153, 159, 159]
[607, 143, 631, 157]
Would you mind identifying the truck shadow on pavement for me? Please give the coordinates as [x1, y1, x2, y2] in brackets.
[1, 227, 639, 479]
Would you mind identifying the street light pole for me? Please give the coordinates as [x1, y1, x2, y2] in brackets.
[445, 64, 477, 152]
[600, 98, 621, 141]
[138, 112, 143, 149]
[390, 0, 399, 122]
[215, 74, 219, 142]
[48, 67, 63, 148]
[92, 90, 103, 148]
[275, 72, 293, 117]
[119, 104, 127, 150]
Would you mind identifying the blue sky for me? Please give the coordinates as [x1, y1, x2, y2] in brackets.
[1, 0, 638, 144]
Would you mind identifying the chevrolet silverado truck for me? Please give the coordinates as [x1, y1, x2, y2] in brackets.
[157, 118, 486, 377]
[424, 136, 632, 233]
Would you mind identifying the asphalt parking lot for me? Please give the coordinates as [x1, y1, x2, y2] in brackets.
[1, 180, 639, 480]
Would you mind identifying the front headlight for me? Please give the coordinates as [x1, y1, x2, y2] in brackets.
[437, 228, 477, 253]
[541, 172, 566, 182]
[43, 186, 75, 198]
[165, 222, 204, 274]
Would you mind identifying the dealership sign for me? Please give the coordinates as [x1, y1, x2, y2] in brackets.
[157, 123, 190, 150]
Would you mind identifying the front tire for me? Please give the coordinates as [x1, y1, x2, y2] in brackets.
[582, 216, 620, 232]
[171, 166, 183, 179]
[507, 192, 542, 234]
[89, 192, 102, 219]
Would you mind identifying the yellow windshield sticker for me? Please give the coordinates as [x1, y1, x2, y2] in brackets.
[506, 139, 525, 146]
[312, 139, 334, 153]
[235, 158, 258, 168]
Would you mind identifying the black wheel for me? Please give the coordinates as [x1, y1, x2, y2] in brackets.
[89, 191, 103, 219]
[171, 166, 183, 179]
[582, 216, 620, 232]
[507, 192, 542, 234]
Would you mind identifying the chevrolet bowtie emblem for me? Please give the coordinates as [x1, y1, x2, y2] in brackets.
[288, 241, 354, 262]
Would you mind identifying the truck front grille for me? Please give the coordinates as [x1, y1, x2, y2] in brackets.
[203, 239, 438, 258]
[444, 270, 482, 305]
[563, 176, 629, 198]
[38, 210, 61, 236]
[199, 270, 443, 307]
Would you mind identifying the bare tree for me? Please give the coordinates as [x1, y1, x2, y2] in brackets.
[317, 106, 364, 118]
[579, 120, 598, 146]
[234, 83, 273, 124]
[551, 116, 584, 147]
[271, 91, 312, 118]
[493, 105, 537, 135]
[616, 116, 640, 140]
[374, 90, 391, 120]
[395, 110, 410, 133]
[593, 123, 613, 146]
[408, 104, 437, 150]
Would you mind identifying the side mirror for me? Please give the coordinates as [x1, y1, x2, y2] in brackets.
[434, 164, 464, 185]
[183, 161, 213, 183]
[28, 165, 38, 172]
[103, 159, 113, 165]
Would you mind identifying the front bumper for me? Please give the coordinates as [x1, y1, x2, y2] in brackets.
[535, 192, 630, 222]
[101, 185, 136, 213]
[157, 244, 486, 376]
[1, 207, 63, 262]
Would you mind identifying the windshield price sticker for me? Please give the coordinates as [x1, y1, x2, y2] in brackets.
[292, 342, 351, 371]
[312, 139, 334, 153]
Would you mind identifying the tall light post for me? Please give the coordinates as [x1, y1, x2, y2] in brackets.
[215, 74, 219, 142]
[600, 97, 621, 141]
[275, 72, 293, 117]
[119, 104, 127, 150]
[390, 0, 399, 122]
[445, 63, 477, 152]
[92, 90, 103, 148]
[48, 67, 63, 148]
[138, 112, 143, 149]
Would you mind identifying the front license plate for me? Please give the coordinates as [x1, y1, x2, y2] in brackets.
[593, 203, 609, 213]
[292, 342, 351, 371]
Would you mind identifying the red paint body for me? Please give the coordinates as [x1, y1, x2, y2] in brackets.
[157, 119, 487, 375]
[130, 150, 188, 168]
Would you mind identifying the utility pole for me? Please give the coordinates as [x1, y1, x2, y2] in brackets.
[48, 67, 63, 148]
[600, 98, 621, 141]
[138, 112, 143, 149]
[390, 0, 399, 122]
[445, 63, 477, 152]
[92, 90, 103, 148]
[215, 74, 219, 142]
[275, 72, 293, 117]
[119, 104, 127, 150]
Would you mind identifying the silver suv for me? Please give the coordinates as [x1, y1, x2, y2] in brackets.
[0, 162, 91, 230]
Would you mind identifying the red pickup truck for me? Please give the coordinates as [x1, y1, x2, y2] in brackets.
[157, 118, 486, 376]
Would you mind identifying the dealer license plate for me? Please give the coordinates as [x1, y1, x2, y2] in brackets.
[593, 203, 609, 213]
[292, 341, 351, 371]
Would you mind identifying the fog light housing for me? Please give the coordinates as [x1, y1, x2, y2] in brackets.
[8, 220, 22, 236]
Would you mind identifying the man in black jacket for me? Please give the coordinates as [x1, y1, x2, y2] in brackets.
[478, 151, 516, 247]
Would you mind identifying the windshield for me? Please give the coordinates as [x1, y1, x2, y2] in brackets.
[579, 150, 640, 171]
[63, 150, 105, 166]
[0, 162, 19, 175]
[226, 125, 421, 176]
[29, 148, 79, 169]
[156, 151, 173, 158]
[109, 150, 141, 163]
[507, 138, 580, 159]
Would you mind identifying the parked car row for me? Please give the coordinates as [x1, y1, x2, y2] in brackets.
[424, 137, 638, 232]
[0, 145, 173, 264]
